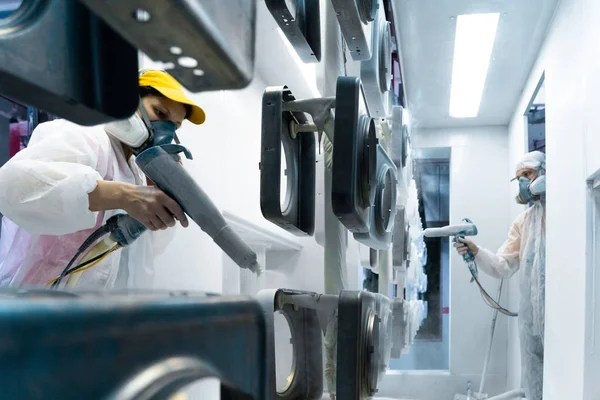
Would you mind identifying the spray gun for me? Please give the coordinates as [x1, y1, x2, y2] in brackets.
[423, 219, 517, 317]
[50, 143, 260, 288]
[423, 218, 479, 282]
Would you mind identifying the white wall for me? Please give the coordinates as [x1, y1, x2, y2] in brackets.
[141, 1, 364, 398]
[378, 126, 512, 399]
[507, 0, 600, 398]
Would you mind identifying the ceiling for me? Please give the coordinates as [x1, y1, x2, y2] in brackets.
[394, 0, 559, 129]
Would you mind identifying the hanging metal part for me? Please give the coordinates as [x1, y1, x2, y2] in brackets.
[360, 5, 393, 118]
[331, 0, 378, 61]
[261, 86, 316, 236]
[265, 0, 321, 63]
[392, 206, 409, 268]
[258, 289, 393, 400]
[336, 290, 391, 399]
[0, 0, 139, 126]
[0, 289, 267, 399]
[332, 76, 398, 250]
[257, 289, 323, 400]
[78, 0, 256, 92]
[390, 298, 407, 358]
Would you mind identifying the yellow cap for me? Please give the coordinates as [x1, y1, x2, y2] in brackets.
[138, 69, 206, 125]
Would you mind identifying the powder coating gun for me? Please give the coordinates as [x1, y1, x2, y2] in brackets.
[50, 144, 261, 288]
[422, 219, 517, 317]
[423, 218, 479, 282]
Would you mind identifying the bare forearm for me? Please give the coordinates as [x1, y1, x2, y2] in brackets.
[88, 180, 132, 212]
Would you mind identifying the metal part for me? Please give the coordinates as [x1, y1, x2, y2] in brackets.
[79, 0, 256, 92]
[390, 298, 407, 358]
[360, 5, 393, 118]
[0, 0, 139, 126]
[392, 206, 409, 268]
[0, 289, 266, 399]
[257, 289, 323, 400]
[337, 290, 391, 399]
[265, 0, 321, 63]
[261, 86, 316, 236]
[331, 0, 377, 60]
[258, 289, 393, 400]
[390, 106, 409, 169]
[283, 97, 336, 143]
[332, 76, 398, 250]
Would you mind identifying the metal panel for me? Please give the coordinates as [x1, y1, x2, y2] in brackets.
[332, 76, 398, 250]
[260, 86, 316, 236]
[0, 289, 266, 400]
[0, 0, 139, 125]
[330, 0, 376, 61]
[79, 0, 256, 92]
[265, 0, 321, 63]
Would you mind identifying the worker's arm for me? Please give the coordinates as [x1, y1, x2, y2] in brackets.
[0, 120, 188, 235]
[473, 221, 521, 279]
[0, 120, 110, 235]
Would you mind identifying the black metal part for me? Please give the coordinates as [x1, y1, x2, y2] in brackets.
[0, 0, 139, 126]
[336, 290, 379, 399]
[0, 289, 266, 400]
[260, 86, 316, 236]
[332, 76, 398, 249]
[79, 0, 256, 92]
[265, 0, 321, 63]
[257, 289, 323, 400]
[330, 0, 375, 61]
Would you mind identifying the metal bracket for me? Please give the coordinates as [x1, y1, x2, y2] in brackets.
[332, 76, 398, 250]
[360, 5, 393, 118]
[79, 0, 256, 92]
[257, 289, 323, 400]
[260, 86, 316, 236]
[0, 0, 139, 126]
[0, 289, 266, 399]
[331, 0, 378, 61]
[258, 288, 394, 400]
[265, 0, 321, 63]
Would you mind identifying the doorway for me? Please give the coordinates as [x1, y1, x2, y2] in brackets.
[527, 73, 545, 153]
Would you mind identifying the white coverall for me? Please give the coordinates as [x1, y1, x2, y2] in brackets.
[476, 200, 545, 400]
[0, 119, 174, 288]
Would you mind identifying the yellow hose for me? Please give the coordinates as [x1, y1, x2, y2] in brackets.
[46, 238, 119, 288]
[65, 239, 118, 288]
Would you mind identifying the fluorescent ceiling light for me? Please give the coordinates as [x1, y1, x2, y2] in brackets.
[449, 13, 500, 118]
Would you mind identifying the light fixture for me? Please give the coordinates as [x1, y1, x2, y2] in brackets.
[449, 13, 500, 118]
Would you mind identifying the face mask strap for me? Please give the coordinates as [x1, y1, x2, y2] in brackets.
[138, 97, 154, 141]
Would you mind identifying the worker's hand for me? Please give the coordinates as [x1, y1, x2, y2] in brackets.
[121, 184, 189, 231]
[454, 238, 479, 257]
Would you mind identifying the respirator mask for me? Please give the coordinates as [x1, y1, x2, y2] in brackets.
[104, 98, 178, 155]
[515, 173, 546, 204]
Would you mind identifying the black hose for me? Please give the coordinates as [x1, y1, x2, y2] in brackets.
[51, 223, 110, 289]
[470, 261, 518, 317]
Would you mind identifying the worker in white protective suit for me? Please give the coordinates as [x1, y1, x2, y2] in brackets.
[455, 151, 546, 400]
[0, 69, 206, 288]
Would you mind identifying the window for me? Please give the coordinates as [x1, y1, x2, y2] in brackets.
[527, 73, 545, 153]
[390, 148, 450, 370]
